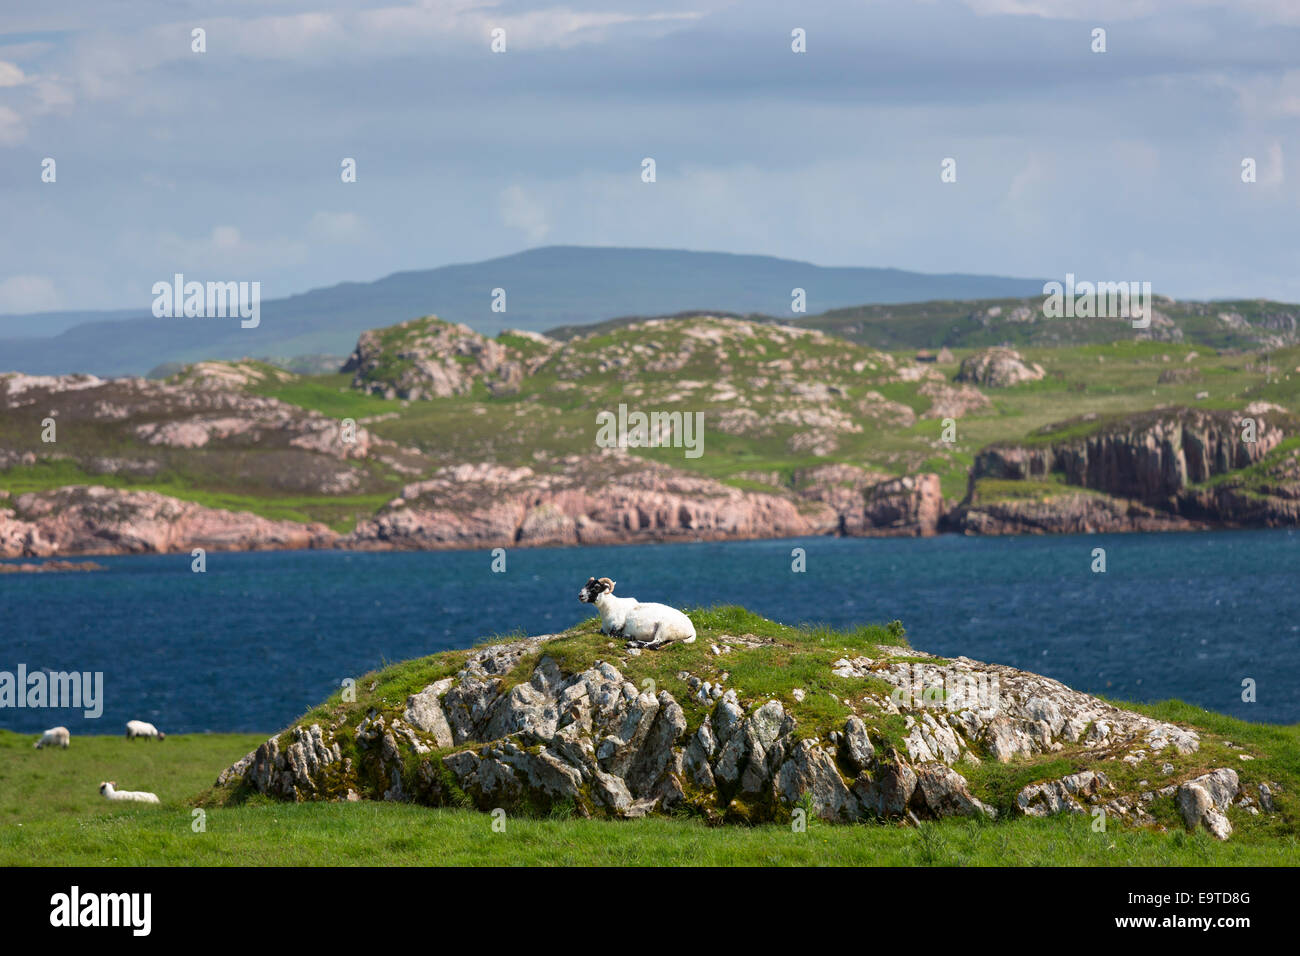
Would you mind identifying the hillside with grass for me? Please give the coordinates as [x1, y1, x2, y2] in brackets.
[801, 296, 1300, 352]
[4, 608, 1294, 866]
[209, 607, 1288, 837]
[5, 311, 1300, 558]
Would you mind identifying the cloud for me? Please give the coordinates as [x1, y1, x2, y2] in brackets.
[0, 105, 26, 145]
[154, 226, 308, 274]
[1226, 69, 1300, 120]
[499, 185, 550, 242]
[0, 60, 27, 86]
[0, 275, 60, 312]
[308, 211, 365, 242]
[957, 0, 1300, 24]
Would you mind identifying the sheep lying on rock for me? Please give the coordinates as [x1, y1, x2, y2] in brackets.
[34, 726, 70, 749]
[126, 720, 165, 741]
[578, 576, 696, 649]
[98, 781, 160, 804]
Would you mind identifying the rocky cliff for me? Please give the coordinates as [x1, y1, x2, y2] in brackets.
[955, 406, 1300, 534]
[0, 485, 337, 557]
[211, 611, 1281, 840]
[972, 407, 1285, 504]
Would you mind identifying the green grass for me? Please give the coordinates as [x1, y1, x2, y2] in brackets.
[2, 728, 1294, 866]
[0, 460, 392, 532]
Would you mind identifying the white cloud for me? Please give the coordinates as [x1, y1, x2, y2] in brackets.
[0, 275, 60, 312]
[499, 185, 550, 242]
[0, 60, 27, 87]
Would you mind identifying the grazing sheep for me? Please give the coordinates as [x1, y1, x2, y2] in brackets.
[98, 781, 160, 804]
[125, 720, 165, 741]
[34, 726, 71, 749]
[578, 576, 697, 649]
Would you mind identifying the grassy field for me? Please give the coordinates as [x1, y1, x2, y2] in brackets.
[2, 730, 1295, 866]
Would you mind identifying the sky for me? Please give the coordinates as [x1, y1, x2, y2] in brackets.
[1, 0, 1298, 316]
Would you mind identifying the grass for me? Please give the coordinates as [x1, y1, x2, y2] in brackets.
[3, 727, 1294, 866]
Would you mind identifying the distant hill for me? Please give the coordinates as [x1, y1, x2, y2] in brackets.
[799, 296, 1300, 352]
[0, 246, 1046, 376]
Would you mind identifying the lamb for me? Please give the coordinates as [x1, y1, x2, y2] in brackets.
[125, 720, 165, 741]
[34, 726, 71, 749]
[578, 576, 697, 649]
[98, 781, 160, 804]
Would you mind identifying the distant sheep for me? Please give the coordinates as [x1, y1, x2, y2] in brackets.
[98, 781, 160, 804]
[578, 576, 697, 649]
[125, 720, 165, 741]
[34, 726, 70, 749]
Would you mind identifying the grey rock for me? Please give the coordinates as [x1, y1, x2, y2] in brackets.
[852, 757, 917, 818]
[1176, 768, 1239, 840]
[840, 715, 875, 773]
[404, 677, 455, 747]
[774, 739, 856, 821]
[911, 762, 995, 819]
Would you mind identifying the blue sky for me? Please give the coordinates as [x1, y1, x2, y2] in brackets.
[1, 0, 1298, 315]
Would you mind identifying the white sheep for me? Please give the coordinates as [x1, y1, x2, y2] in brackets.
[98, 781, 160, 804]
[34, 726, 70, 749]
[125, 720, 165, 741]
[578, 576, 697, 649]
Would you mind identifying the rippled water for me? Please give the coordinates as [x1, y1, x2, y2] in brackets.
[2, 529, 1296, 734]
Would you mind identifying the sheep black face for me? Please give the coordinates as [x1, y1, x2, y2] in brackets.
[578, 576, 615, 603]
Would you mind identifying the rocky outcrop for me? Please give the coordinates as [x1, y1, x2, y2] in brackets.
[959, 407, 1297, 534]
[1176, 769, 1240, 840]
[973, 408, 1284, 504]
[956, 348, 1045, 388]
[0, 485, 337, 557]
[342, 316, 554, 400]
[918, 381, 991, 419]
[342, 461, 949, 549]
[860, 473, 943, 536]
[215, 626, 1261, 836]
[0, 558, 105, 573]
[344, 456, 828, 550]
[948, 490, 1201, 535]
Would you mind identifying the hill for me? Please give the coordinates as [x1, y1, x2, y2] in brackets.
[5, 315, 1300, 557]
[0, 247, 1046, 377]
[205, 608, 1294, 848]
[801, 296, 1300, 352]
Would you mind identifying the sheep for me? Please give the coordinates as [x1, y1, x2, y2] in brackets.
[34, 726, 71, 749]
[578, 576, 697, 650]
[125, 720, 165, 741]
[98, 781, 160, 804]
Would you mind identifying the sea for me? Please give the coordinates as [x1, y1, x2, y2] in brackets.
[2, 529, 1297, 735]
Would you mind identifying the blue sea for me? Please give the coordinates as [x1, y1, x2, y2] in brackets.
[2, 530, 1297, 735]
